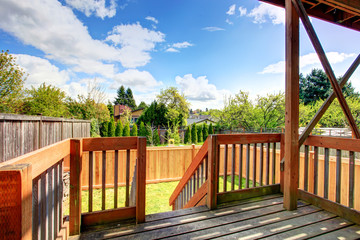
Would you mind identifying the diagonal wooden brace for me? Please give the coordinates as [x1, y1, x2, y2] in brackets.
[292, 0, 360, 139]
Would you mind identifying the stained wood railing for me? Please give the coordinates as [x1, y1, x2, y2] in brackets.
[169, 134, 284, 210]
[0, 136, 147, 239]
[297, 135, 360, 224]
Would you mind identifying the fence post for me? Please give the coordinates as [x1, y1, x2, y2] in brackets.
[70, 139, 82, 235]
[0, 163, 32, 239]
[207, 135, 219, 210]
[280, 134, 285, 193]
[136, 137, 146, 223]
[192, 144, 195, 160]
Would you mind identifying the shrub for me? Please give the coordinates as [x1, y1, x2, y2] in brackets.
[202, 123, 208, 141]
[123, 122, 130, 136]
[115, 120, 123, 136]
[191, 124, 197, 144]
[184, 125, 191, 144]
[131, 124, 138, 136]
[153, 129, 160, 146]
[208, 123, 214, 135]
[108, 117, 115, 137]
[197, 125, 203, 143]
[100, 121, 108, 137]
[139, 122, 146, 136]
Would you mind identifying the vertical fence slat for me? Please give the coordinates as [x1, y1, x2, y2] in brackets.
[252, 143, 257, 188]
[125, 149, 130, 207]
[246, 144, 250, 188]
[349, 151, 355, 208]
[89, 151, 93, 212]
[259, 143, 264, 186]
[223, 144, 228, 192]
[102, 150, 106, 210]
[313, 146, 319, 195]
[336, 149, 342, 203]
[239, 144, 243, 190]
[304, 145, 309, 191]
[272, 142, 276, 184]
[324, 147, 329, 199]
[114, 150, 118, 209]
[266, 142, 270, 185]
[231, 144, 236, 191]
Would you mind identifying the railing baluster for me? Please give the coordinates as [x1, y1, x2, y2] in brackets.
[336, 149, 342, 203]
[259, 143, 264, 186]
[102, 150, 106, 210]
[239, 144, 243, 190]
[314, 146, 319, 195]
[125, 149, 130, 207]
[272, 142, 276, 184]
[59, 161, 63, 232]
[324, 147, 330, 199]
[114, 150, 118, 209]
[231, 144, 236, 191]
[349, 151, 355, 208]
[89, 151, 93, 212]
[196, 168, 200, 191]
[246, 144, 250, 188]
[33, 177, 40, 240]
[200, 160, 204, 185]
[193, 174, 196, 195]
[223, 144, 228, 192]
[252, 143, 257, 188]
[304, 145, 309, 191]
[205, 156, 208, 180]
[41, 172, 47, 239]
[48, 167, 54, 240]
[53, 163, 59, 239]
[266, 142, 270, 185]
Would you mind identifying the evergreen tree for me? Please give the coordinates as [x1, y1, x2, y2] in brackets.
[114, 85, 126, 105]
[202, 123, 208, 141]
[115, 120, 123, 136]
[197, 124, 203, 143]
[126, 88, 136, 109]
[191, 124, 197, 144]
[153, 129, 160, 146]
[208, 123, 214, 135]
[123, 122, 130, 136]
[107, 101, 114, 117]
[108, 117, 115, 137]
[139, 121, 147, 136]
[100, 121, 108, 137]
[184, 125, 191, 144]
[131, 124, 138, 136]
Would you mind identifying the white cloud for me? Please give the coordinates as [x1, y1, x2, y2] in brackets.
[65, 0, 117, 19]
[226, 4, 236, 15]
[175, 74, 231, 109]
[112, 69, 162, 92]
[226, 19, 234, 25]
[248, 2, 285, 25]
[239, 6, 247, 16]
[145, 16, 159, 24]
[259, 52, 356, 74]
[202, 27, 225, 32]
[14, 54, 69, 88]
[106, 22, 165, 68]
[166, 48, 179, 53]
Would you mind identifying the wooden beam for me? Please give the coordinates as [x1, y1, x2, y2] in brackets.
[81, 207, 136, 227]
[136, 137, 146, 223]
[284, 0, 300, 211]
[320, 0, 360, 15]
[299, 54, 360, 145]
[207, 135, 219, 210]
[292, 0, 360, 139]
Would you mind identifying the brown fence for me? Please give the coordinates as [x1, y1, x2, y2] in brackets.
[0, 113, 90, 163]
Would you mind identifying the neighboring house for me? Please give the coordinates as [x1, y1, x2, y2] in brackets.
[114, 104, 144, 123]
[186, 118, 216, 126]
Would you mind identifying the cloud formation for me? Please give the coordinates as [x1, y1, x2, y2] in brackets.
[113, 69, 162, 92]
[145, 16, 159, 24]
[247, 3, 285, 25]
[65, 0, 117, 19]
[226, 4, 236, 16]
[238, 6, 247, 16]
[166, 41, 194, 53]
[202, 27, 225, 32]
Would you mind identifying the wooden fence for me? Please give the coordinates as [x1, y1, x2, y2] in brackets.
[0, 113, 90, 163]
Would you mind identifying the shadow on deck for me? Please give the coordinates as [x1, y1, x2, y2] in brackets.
[71, 194, 360, 240]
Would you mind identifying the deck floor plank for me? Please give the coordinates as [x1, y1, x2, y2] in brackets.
[72, 194, 360, 240]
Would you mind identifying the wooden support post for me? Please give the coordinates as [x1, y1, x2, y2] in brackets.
[284, 0, 299, 211]
[207, 135, 219, 209]
[136, 137, 146, 224]
[0, 163, 32, 240]
[69, 139, 82, 235]
[192, 144, 196, 160]
[280, 134, 285, 193]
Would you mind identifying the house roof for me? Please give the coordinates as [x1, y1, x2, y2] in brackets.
[260, 0, 360, 32]
[187, 118, 216, 126]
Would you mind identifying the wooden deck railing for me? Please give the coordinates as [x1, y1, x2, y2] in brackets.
[0, 136, 146, 239]
[169, 134, 284, 210]
[297, 135, 360, 224]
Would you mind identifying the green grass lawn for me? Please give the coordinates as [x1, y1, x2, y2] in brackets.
[64, 176, 257, 216]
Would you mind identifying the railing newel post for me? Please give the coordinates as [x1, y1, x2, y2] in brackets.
[136, 137, 146, 224]
[207, 135, 218, 209]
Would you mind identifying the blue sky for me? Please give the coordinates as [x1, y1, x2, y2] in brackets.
[1, 0, 360, 110]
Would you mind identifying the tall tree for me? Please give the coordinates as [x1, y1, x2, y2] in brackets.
[107, 101, 114, 117]
[139, 122, 147, 136]
[184, 125, 191, 144]
[0, 50, 26, 113]
[115, 120, 123, 136]
[208, 123, 214, 135]
[253, 92, 285, 129]
[137, 101, 168, 127]
[157, 87, 190, 126]
[137, 101, 148, 109]
[123, 122, 130, 136]
[197, 125, 203, 143]
[202, 123, 208, 141]
[191, 124, 197, 144]
[114, 85, 127, 105]
[131, 123, 138, 136]
[108, 116, 115, 137]
[126, 88, 136, 109]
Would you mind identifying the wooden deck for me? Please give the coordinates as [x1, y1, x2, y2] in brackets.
[71, 194, 360, 239]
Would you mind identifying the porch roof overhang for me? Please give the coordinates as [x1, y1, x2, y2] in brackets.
[260, 0, 360, 32]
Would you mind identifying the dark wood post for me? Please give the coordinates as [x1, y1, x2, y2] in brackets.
[136, 137, 146, 223]
[0, 163, 32, 239]
[284, 0, 300, 210]
[207, 135, 219, 209]
[70, 139, 82, 235]
[280, 134, 285, 193]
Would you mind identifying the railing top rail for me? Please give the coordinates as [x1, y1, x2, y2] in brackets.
[169, 138, 209, 205]
[82, 137, 138, 151]
[217, 133, 282, 145]
[0, 139, 71, 179]
[303, 135, 360, 152]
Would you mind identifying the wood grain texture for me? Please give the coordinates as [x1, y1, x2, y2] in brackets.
[304, 135, 360, 152]
[136, 137, 146, 223]
[184, 180, 208, 209]
[81, 207, 136, 227]
[82, 137, 137, 151]
[207, 135, 219, 210]
[217, 133, 281, 145]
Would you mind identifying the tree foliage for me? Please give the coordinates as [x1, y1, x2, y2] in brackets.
[191, 124, 197, 144]
[139, 122, 147, 137]
[137, 101, 168, 127]
[100, 121, 108, 137]
[202, 123, 208, 141]
[197, 125, 203, 143]
[114, 85, 136, 109]
[131, 123, 138, 136]
[115, 120, 123, 137]
[108, 117, 115, 137]
[0, 50, 26, 113]
[208, 123, 214, 135]
[184, 125, 191, 144]
[123, 122, 130, 136]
